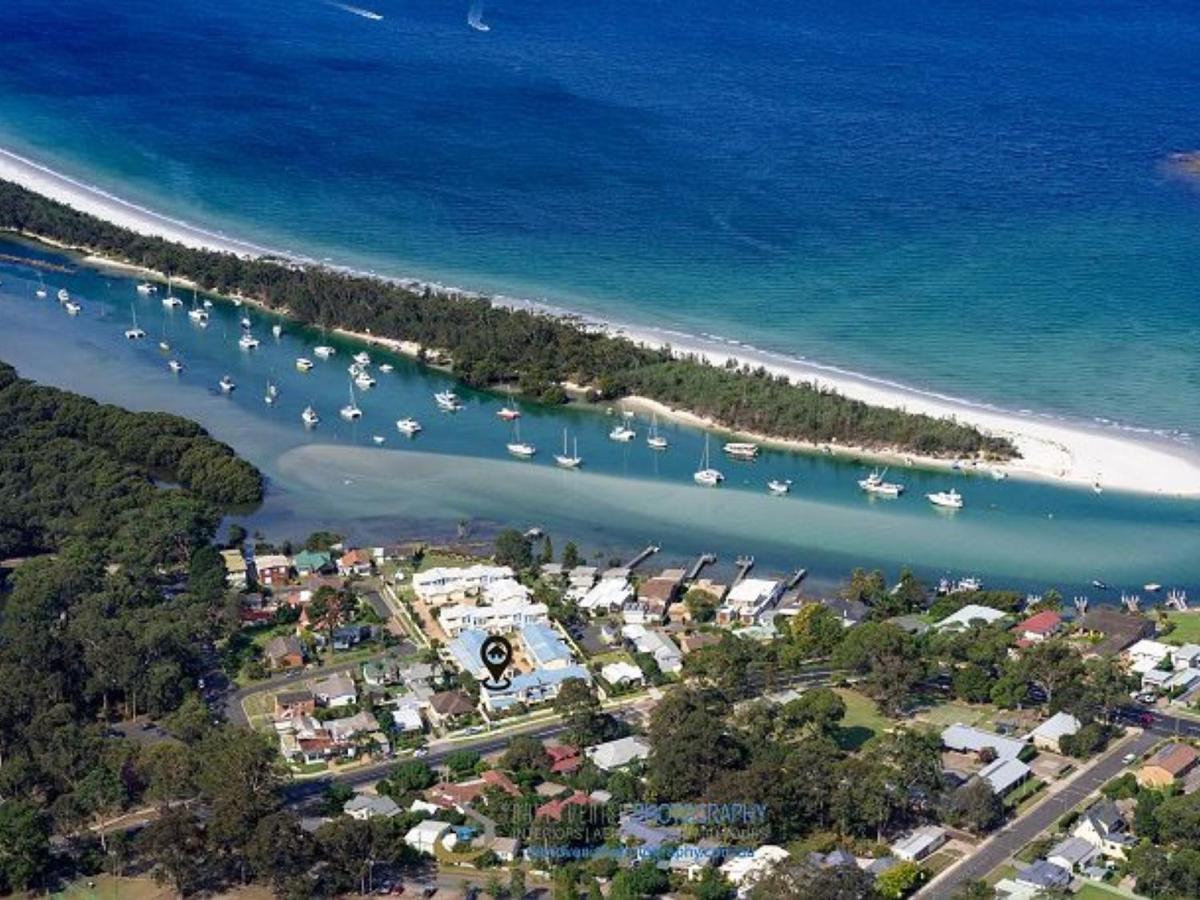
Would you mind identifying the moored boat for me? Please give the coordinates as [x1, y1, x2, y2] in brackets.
[927, 489, 963, 509]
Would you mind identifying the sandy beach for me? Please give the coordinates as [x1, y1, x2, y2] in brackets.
[4, 144, 1200, 498]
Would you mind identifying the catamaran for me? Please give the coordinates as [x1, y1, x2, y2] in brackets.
[340, 381, 363, 420]
[396, 417, 422, 436]
[554, 429, 583, 468]
[162, 278, 182, 308]
[927, 488, 964, 509]
[314, 345, 335, 359]
[693, 436, 724, 487]
[858, 468, 905, 497]
[302, 405, 320, 427]
[295, 357, 314, 372]
[219, 375, 236, 393]
[124, 306, 146, 340]
[136, 281, 157, 295]
[723, 442, 759, 460]
[188, 292, 209, 325]
[354, 371, 377, 390]
[767, 479, 792, 495]
[435, 390, 462, 411]
[609, 424, 636, 442]
[238, 333, 260, 350]
[506, 420, 536, 458]
[647, 414, 668, 450]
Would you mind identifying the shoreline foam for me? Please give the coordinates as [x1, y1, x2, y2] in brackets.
[3, 144, 1199, 498]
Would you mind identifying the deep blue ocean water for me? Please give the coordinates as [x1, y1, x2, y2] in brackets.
[1, 0, 1199, 436]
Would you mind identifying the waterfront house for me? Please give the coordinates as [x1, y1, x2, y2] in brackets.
[345, 792, 401, 820]
[263, 635, 305, 670]
[638, 571, 685, 609]
[1047, 836, 1099, 873]
[1076, 608, 1154, 657]
[941, 722, 1027, 761]
[405, 819, 452, 855]
[336, 548, 373, 577]
[412, 564, 515, 605]
[1014, 610, 1062, 645]
[579, 577, 634, 615]
[1137, 742, 1199, 788]
[311, 672, 357, 707]
[718, 578, 783, 626]
[585, 735, 651, 771]
[935, 604, 1007, 630]
[1172, 643, 1200, 669]
[221, 549, 249, 588]
[292, 549, 333, 577]
[1073, 799, 1134, 859]
[254, 554, 292, 587]
[1124, 639, 1175, 674]
[1028, 711, 1081, 753]
[890, 825, 946, 862]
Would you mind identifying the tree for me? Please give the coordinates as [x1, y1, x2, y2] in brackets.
[509, 866, 527, 899]
[554, 677, 605, 745]
[684, 587, 720, 624]
[195, 728, 285, 852]
[1059, 722, 1111, 759]
[446, 749, 481, 777]
[1154, 790, 1200, 846]
[950, 882, 992, 900]
[384, 759, 436, 794]
[539, 536, 553, 567]
[646, 687, 745, 800]
[833, 622, 922, 714]
[138, 806, 210, 897]
[953, 664, 994, 704]
[247, 812, 312, 890]
[876, 860, 925, 899]
[562, 542, 580, 569]
[75, 765, 127, 852]
[749, 863, 880, 900]
[500, 736, 551, 775]
[945, 779, 1003, 833]
[494, 530, 533, 570]
[0, 801, 50, 893]
[778, 688, 846, 738]
[785, 603, 845, 660]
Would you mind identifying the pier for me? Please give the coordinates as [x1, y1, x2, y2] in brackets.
[685, 552, 717, 583]
[733, 554, 755, 584]
[785, 568, 808, 590]
[626, 543, 660, 571]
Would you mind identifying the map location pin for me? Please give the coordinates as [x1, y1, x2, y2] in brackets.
[480, 635, 513, 690]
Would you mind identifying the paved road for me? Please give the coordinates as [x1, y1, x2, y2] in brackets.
[922, 726, 1159, 896]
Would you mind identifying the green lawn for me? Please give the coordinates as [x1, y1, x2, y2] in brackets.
[1073, 884, 1136, 900]
[835, 688, 891, 750]
[1163, 612, 1200, 646]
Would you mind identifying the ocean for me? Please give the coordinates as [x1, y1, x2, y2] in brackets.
[1, 0, 1198, 440]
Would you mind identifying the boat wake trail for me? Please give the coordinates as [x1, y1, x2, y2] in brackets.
[468, 0, 491, 32]
[327, 1, 383, 21]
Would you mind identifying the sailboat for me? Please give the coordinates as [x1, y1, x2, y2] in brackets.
[340, 379, 362, 420]
[554, 428, 582, 468]
[647, 413, 668, 450]
[168, 359, 185, 374]
[57, 288, 70, 302]
[218, 375, 236, 393]
[188, 288, 209, 326]
[64, 299, 82, 315]
[124, 305, 146, 340]
[272, 323, 283, 339]
[238, 332, 260, 350]
[162, 277, 182, 308]
[767, 479, 792, 495]
[609, 422, 636, 442]
[302, 405, 320, 427]
[264, 379, 279, 405]
[136, 281, 157, 295]
[497, 387, 521, 420]
[506, 420, 536, 458]
[693, 436, 724, 486]
[35, 273, 47, 298]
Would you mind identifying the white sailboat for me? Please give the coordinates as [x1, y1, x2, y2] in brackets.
[435, 390, 462, 411]
[64, 299, 82, 315]
[124, 305, 146, 340]
[57, 288, 70, 302]
[35, 273, 47, 298]
[378, 363, 394, 374]
[354, 370, 377, 390]
[272, 323, 283, 338]
[506, 420, 536, 458]
[136, 281, 157, 295]
[647, 414, 668, 450]
[340, 380, 362, 420]
[240, 315, 252, 330]
[396, 417, 422, 436]
[188, 290, 209, 325]
[168, 359, 184, 374]
[767, 479, 791, 495]
[723, 442, 759, 459]
[554, 429, 583, 468]
[302, 405, 320, 427]
[927, 488, 963, 509]
[264, 380, 279, 405]
[693, 436, 724, 486]
[162, 277, 182, 308]
[497, 387, 521, 420]
[314, 345, 335, 359]
[353, 351, 371, 366]
[238, 333, 260, 350]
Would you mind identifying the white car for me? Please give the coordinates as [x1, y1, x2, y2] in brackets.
[413, 747, 428, 758]
[1122, 753, 1137, 765]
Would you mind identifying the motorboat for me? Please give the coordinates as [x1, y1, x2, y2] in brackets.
[218, 375, 236, 393]
[35, 275, 47, 299]
[1144, 583, 1162, 593]
[314, 345, 335, 358]
[188, 306, 209, 325]
[136, 282, 157, 295]
[372, 435, 386, 445]
[57, 288, 70, 302]
[353, 351, 371, 366]
[64, 300, 81, 315]
[497, 405, 521, 420]
[202, 299, 213, 309]
[435, 390, 462, 411]
[609, 425, 636, 442]
[723, 442, 759, 459]
[927, 489, 963, 509]
[396, 417, 422, 436]
[767, 479, 792, 495]
[378, 363, 394, 374]
[1091, 579, 1109, 590]
[694, 436, 724, 486]
[240, 316, 252, 330]
[554, 429, 582, 469]
[158, 340, 170, 352]
[990, 467, 1008, 480]
[858, 468, 905, 497]
[295, 357, 314, 372]
[506, 420, 536, 458]
[168, 359, 184, 374]
[238, 333, 260, 350]
[161, 294, 183, 309]
[301, 405, 320, 427]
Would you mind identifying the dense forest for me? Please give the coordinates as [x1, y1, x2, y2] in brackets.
[0, 180, 1015, 459]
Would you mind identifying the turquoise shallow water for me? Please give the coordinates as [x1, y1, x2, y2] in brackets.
[0, 0, 1198, 440]
[2, 241, 1197, 595]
